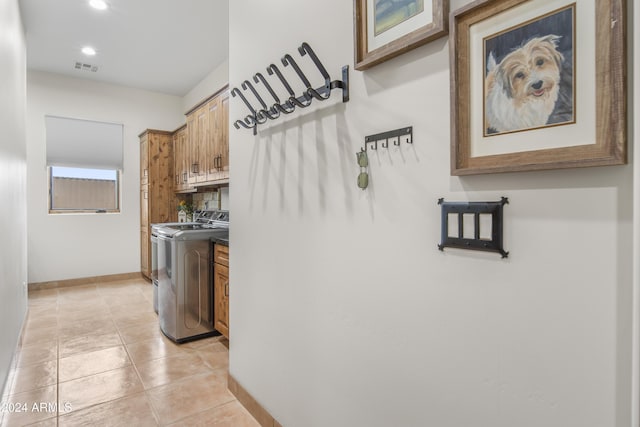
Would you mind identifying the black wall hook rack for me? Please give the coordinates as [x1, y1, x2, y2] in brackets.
[231, 42, 349, 135]
[438, 197, 509, 258]
[361, 126, 412, 152]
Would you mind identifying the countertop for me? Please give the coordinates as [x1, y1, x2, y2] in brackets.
[210, 229, 229, 246]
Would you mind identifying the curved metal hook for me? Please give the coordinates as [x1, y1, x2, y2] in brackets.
[254, 72, 295, 115]
[241, 80, 268, 111]
[254, 72, 281, 104]
[288, 95, 312, 108]
[243, 79, 282, 121]
[267, 64, 295, 97]
[298, 42, 330, 86]
[306, 87, 329, 101]
[281, 54, 312, 89]
[230, 87, 257, 116]
[273, 102, 296, 114]
[260, 108, 280, 120]
[233, 117, 257, 130]
[254, 111, 269, 125]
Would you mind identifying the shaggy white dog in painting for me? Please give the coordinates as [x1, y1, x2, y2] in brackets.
[485, 35, 564, 134]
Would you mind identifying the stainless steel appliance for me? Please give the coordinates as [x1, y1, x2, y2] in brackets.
[150, 231, 159, 313]
[150, 220, 199, 314]
[155, 211, 229, 343]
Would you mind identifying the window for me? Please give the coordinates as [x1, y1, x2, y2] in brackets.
[49, 166, 119, 212]
[45, 116, 123, 213]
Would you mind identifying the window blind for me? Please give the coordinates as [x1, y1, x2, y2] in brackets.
[45, 116, 124, 170]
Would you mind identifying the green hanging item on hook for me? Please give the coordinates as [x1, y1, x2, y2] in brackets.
[357, 171, 368, 189]
[356, 150, 368, 190]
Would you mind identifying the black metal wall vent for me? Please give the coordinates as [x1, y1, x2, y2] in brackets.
[231, 42, 349, 135]
[438, 197, 509, 258]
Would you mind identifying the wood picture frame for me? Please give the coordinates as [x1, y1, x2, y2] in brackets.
[450, 0, 626, 175]
[354, 0, 449, 70]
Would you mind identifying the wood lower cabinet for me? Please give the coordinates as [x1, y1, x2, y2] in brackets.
[214, 244, 229, 338]
[140, 228, 149, 278]
[140, 129, 176, 279]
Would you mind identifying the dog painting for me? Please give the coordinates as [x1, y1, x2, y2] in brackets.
[484, 5, 575, 136]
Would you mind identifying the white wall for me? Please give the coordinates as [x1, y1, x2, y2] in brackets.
[220, 187, 229, 210]
[182, 59, 229, 113]
[632, 0, 640, 424]
[26, 71, 184, 283]
[0, 0, 28, 399]
[229, 1, 635, 426]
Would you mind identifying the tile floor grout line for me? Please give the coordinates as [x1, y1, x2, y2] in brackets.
[19, 280, 256, 426]
[123, 337, 161, 426]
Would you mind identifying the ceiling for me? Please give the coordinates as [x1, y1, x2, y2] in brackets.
[19, 0, 229, 96]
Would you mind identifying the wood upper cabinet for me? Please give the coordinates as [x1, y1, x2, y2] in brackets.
[214, 244, 229, 339]
[184, 86, 229, 189]
[186, 103, 209, 185]
[186, 113, 198, 185]
[140, 135, 149, 186]
[140, 129, 176, 279]
[172, 125, 189, 192]
[207, 90, 229, 182]
[220, 93, 229, 172]
[195, 106, 209, 183]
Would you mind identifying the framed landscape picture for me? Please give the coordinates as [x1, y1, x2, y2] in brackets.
[450, 0, 626, 175]
[354, 0, 449, 70]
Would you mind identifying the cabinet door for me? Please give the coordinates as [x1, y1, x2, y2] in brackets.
[141, 227, 150, 279]
[149, 132, 174, 223]
[174, 127, 189, 191]
[219, 92, 229, 173]
[206, 98, 220, 182]
[172, 132, 181, 191]
[206, 91, 229, 182]
[179, 128, 189, 189]
[195, 106, 209, 183]
[140, 135, 149, 185]
[140, 184, 149, 227]
[187, 113, 198, 185]
[214, 263, 229, 338]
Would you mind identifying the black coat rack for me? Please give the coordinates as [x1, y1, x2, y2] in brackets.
[231, 42, 349, 135]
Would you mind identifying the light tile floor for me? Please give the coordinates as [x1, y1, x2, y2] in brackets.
[0, 278, 260, 427]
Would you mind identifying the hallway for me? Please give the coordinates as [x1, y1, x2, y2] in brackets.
[0, 279, 259, 426]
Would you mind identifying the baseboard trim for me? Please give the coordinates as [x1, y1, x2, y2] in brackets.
[1, 308, 28, 407]
[28, 272, 145, 291]
[228, 374, 283, 427]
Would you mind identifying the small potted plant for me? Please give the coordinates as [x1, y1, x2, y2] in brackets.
[177, 200, 194, 223]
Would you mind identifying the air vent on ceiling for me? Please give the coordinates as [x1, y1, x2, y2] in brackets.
[74, 62, 98, 72]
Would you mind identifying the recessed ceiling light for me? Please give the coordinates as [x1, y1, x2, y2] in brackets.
[89, 0, 108, 10]
[82, 46, 96, 56]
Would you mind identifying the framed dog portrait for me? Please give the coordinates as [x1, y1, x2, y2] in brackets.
[354, 0, 449, 70]
[450, 0, 626, 175]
